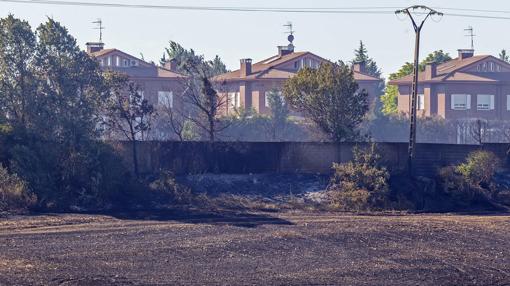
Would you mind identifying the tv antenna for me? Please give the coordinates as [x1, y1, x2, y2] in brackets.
[283, 22, 295, 44]
[93, 18, 105, 43]
[464, 26, 475, 49]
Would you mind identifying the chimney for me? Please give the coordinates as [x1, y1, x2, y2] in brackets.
[458, 49, 474, 60]
[278, 44, 294, 57]
[240, 58, 252, 77]
[164, 58, 178, 71]
[425, 61, 437, 80]
[86, 42, 104, 54]
[352, 61, 366, 74]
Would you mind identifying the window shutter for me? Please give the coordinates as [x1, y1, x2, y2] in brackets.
[507, 95, 510, 111]
[451, 94, 455, 110]
[466, 94, 471, 109]
[490, 95, 495, 110]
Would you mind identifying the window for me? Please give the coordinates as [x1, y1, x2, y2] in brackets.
[477, 94, 494, 110]
[507, 95, 510, 111]
[107, 56, 112, 66]
[451, 94, 470, 110]
[158, 91, 173, 108]
[123, 59, 129, 67]
[99, 59, 104, 67]
[228, 92, 240, 109]
[116, 56, 120, 67]
[264, 91, 283, 108]
[130, 60, 139, 67]
[417, 94, 425, 110]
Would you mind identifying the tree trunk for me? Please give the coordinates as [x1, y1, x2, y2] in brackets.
[209, 117, 215, 142]
[132, 138, 139, 178]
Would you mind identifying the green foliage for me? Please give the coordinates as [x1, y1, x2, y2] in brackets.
[382, 51, 452, 115]
[0, 164, 36, 212]
[380, 85, 398, 115]
[327, 144, 390, 210]
[352, 40, 381, 78]
[457, 151, 500, 186]
[0, 16, 130, 210]
[266, 89, 289, 140]
[437, 151, 501, 207]
[0, 15, 37, 129]
[283, 62, 369, 142]
[163, 41, 227, 77]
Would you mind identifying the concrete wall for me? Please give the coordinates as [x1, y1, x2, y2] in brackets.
[115, 141, 509, 177]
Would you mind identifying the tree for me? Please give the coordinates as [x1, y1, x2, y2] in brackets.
[156, 103, 199, 141]
[382, 50, 452, 116]
[162, 41, 227, 77]
[182, 73, 227, 142]
[0, 15, 37, 129]
[499, 49, 509, 62]
[266, 89, 289, 141]
[104, 72, 154, 177]
[34, 18, 107, 146]
[352, 40, 381, 77]
[160, 41, 230, 142]
[283, 62, 368, 142]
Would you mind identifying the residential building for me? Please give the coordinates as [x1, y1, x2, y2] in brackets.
[86, 42, 185, 139]
[87, 42, 184, 110]
[214, 42, 381, 116]
[389, 49, 510, 121]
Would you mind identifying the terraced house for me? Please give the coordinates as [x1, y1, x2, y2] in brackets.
[389, 49, 510, 121]
[214, 41, 381, 116]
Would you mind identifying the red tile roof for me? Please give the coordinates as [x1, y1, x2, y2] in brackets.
[214, 51, 380, 82]
[389, 55, 510, 84]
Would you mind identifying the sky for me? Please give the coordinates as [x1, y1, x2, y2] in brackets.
[1, 0, 510, 77]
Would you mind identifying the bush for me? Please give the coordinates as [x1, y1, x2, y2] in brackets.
[4, 132, 130, 210]
[327, 144, 389, 210]
[149, 171, 193, 204]
[437, 150, 501, 208]
[457, 150, 500, 186]
[0, 165, 36, 212]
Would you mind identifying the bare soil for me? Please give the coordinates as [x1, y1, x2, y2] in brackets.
[0, 211, 509, 286]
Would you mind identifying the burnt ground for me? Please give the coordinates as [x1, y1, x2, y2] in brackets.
[0, 211, 510, 286]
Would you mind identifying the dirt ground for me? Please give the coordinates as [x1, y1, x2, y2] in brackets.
[0, 211, 509, 286]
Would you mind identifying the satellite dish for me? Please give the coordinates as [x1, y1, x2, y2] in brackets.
[288, 34, 294, 44]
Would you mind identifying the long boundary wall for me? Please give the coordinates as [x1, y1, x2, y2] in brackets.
[114, 142, 509, 177]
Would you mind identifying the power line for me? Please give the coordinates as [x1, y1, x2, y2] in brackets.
[0, 0, 395, 14]
[2, 0, 510, 20]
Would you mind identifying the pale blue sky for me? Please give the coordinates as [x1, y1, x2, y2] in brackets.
[1, 0, 510, 77]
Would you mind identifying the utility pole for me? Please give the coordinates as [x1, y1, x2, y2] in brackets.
[395, 6, 442, 176]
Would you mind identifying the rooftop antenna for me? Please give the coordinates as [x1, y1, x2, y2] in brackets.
[93, 18, 105, 43]
[464, 26, 475, 50]
[283, 21, 295, 48]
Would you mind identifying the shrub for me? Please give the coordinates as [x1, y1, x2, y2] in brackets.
[437, 150, 501, 208]
[149, 171, 193, 204]
[0, 165, 36, 212]
[327, 144, 389, 210]
[456, 150, 500, 186]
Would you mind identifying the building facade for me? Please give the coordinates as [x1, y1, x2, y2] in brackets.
[86, 42, 185, 139]
[389, 49, 510, 121]
[214, 44, 381, 116]
[87, 42, 184, 111]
